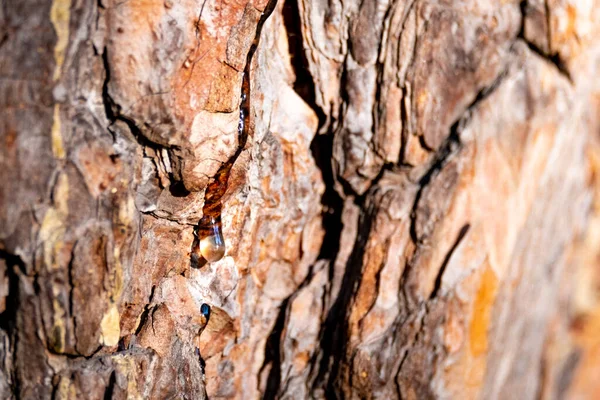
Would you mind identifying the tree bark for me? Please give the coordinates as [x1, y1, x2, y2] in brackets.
[1, 0, 600, 398]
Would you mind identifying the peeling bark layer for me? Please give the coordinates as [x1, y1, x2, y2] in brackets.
[1, 0, 600, 399]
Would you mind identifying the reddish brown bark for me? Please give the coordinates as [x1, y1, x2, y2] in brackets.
[1, 0, 600, 398]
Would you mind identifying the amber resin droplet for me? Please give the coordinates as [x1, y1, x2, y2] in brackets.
[199, 217, 225, 263]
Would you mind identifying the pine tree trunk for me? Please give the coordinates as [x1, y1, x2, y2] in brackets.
[1, 0, 600, 398]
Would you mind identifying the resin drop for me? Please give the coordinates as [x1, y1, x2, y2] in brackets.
[199, 217, 225, 262]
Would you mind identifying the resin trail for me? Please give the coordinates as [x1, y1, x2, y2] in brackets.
[192, 0, 280, 265]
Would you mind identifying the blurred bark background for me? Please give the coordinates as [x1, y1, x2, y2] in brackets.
[1, 0, 600, 398]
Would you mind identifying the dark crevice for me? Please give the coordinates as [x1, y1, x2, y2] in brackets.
[282, 0, 326, 128]
[101, 49, 180, 179]
[133, 306, 152, 336]
[429, 224, 470, 299]
[66, 242, 79, 354]
[134, 285, 157, 336]
[416, 134, 433, 153]
[100, 50, 116, 125]
[261, 264, 316, 398]
[311, 200, 376, 398]
[394, 339, 413, 399]
[409, 67, 507, 245]
[0, 250, 23, 398]
[0, 251, 22, 331]
[408, 131, 460, 244]
[67, 242, 77, 317]
[103, 370, 116, 400]
[261, 298, 290, 400]
[47, 345, 102, 360]
[521, 39, 572, 82]
[0, 32, 9, 50]
[308, 54, 348, 267]
[168, 181, 191, 197]
[518, 0, 572, 83]
[311, 133, 344, 262]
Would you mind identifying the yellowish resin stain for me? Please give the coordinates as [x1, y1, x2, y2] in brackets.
[112, 355, 142, 399]
[40, 173, 69, 270]
[100, 304, 121, 347]
[51, 104, 65, 159]
[50, 0, 71, 159]
[111, 247, 124, 301]
[53, 376, 76, 400]
[50, 297, 67, 352]
[50, 0, 72, 81]
[469, 266, 499, 356]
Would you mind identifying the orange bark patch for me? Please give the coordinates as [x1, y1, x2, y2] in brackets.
[567, 308, 600, 398]
[205, 62, 243, 113]
[350, 240, 386, 328]
[469, 265, 498, 357]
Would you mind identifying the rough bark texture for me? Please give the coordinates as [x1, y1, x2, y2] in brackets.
[1, 0, 600, 399]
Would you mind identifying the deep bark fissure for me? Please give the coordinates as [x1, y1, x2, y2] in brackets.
[282, 0, 326, 127]
[103, 370, 117, 400]
[260, 259, 319, 398]
[408, 131, 461, 244]
[66, 242, 79, 355]
[0, 251, 23, 398]
[409, 64, 508, 244]
[311, 132, 345, 263]
[134, 285, 157, 336]
[520, 38, 572, 82]
[100, 48, 186, 200]
[518, 0, 572, 82]
[312, 201, 376, 398]
[261, 297, 290, 400]
[429, 224, 470, 300]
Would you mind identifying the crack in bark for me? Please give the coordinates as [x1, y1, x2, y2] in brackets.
[0, 250, 23, 398]
[409, 66, 508, 245]
[429, 223, 470, 300]
[518, 0, 573, 83]
[100, 48, 184, 192]
[311, 201, 377, 398]
[393, 304, 437, 399]
[520, 38, 573, 83]
[103, 370, 117, 400]
[134, 285, 157, 338]
[282, 0, 326, 127]
[408, 132, 461, 245]
[66, 242, 78, 354]
[192, 0, 280, 268]
[393, 66, 510, 396]
[260, 297, 290, 400]
[260, 261, 318, 397]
